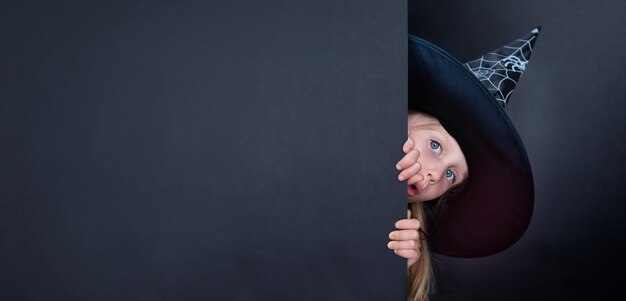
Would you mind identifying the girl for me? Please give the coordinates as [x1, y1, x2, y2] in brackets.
[387, 28, 541, 301]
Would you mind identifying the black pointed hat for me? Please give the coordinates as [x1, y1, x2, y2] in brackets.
[408, 27, 540, 258]
[464, 27, 541, 107]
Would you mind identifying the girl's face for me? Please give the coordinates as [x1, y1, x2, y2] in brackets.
[407, 111, 469, 203]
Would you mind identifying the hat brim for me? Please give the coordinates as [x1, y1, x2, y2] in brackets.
[408, 35, 535, 258]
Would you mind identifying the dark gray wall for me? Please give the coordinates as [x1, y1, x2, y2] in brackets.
[409, 0, 626, 300]
[0, 1, 407, 300]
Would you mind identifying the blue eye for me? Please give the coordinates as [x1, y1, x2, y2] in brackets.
[445, 169, 456, 182]
[430, 140, 441, 153]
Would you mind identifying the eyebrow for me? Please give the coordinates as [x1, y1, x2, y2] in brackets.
[445, 157, 467, 185]
[449, 171, 466, 189]
[440, 134, 467, 184]
[439, 138, 465, 183]
[458, 170, 468, 184]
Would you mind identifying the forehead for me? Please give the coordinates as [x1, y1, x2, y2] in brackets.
[408, 111, 454, 140]
[408, 110, 440, 127]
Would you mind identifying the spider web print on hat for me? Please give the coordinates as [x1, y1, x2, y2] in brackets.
[464, 27, 541, 108]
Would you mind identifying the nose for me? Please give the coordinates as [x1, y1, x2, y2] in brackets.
[422, 161, 443, 184]
[426, 170, 442, 183]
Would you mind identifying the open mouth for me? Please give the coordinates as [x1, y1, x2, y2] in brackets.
[407, 184, 419, 196]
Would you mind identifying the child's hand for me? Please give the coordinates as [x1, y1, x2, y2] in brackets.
[388, 209, 421, 268]
[396, 135, 423, 186]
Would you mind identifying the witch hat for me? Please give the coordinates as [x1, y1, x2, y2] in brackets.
[464, 27, 541, 107]
[408, 27, 541, 258]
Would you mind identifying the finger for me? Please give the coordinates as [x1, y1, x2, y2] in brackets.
[396, 146, 418, 170]
[402, 137, 415, 154]
[389, 229, 420, 240]
[397, 148, 420, 167]
[395, 218, 421, 230]
[398, 161, 421, 182]
[407, 209, 411, 219]
[387, 240, 419, 250]
[394, 249, 419, 259]
[407, 173, 424, 186]
[396, 150, 420, 177]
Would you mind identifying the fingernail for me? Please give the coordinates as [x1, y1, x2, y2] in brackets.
[398, 174, 404, 181]
[396, 164, 402, 170]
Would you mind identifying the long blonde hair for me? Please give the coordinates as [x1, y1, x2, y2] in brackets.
[407, 200, 433, 301]
[406, 185, 463, 301]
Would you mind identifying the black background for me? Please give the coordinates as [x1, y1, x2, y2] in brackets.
[409, 0, 626, 300]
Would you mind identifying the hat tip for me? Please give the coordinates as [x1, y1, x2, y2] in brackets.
[532, 26, 541, 34]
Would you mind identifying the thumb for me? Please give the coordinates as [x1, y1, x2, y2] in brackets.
[407, 209, 411, 219]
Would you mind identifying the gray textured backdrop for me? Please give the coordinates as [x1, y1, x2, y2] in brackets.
[0, 1, 407, 300]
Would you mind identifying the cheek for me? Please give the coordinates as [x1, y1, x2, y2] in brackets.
[413, 141, 435, 162]
[410, 134, 427, 150]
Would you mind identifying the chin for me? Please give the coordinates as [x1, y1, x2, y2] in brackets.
[407, 195, 424, 203]
[408, 194, 438, 203]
